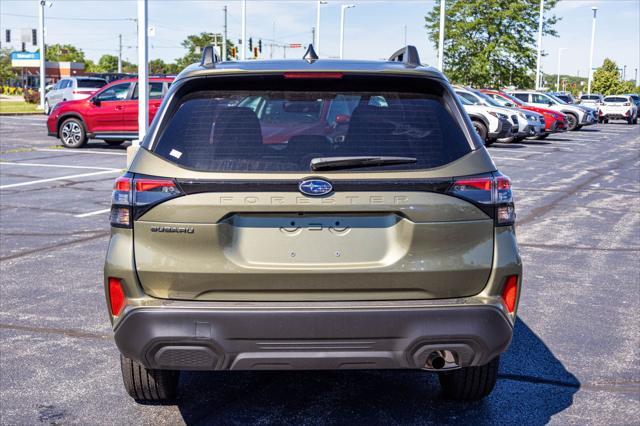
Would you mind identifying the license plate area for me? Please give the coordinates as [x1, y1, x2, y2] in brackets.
[220, 213, 411, 268]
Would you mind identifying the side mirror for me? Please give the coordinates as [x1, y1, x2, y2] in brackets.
[505, 102, 515, 108]
[335, 114, 351, 124]
[548, 101, 554, 106]
[45, 84, 54, 92]
[91, 97, 101, 107]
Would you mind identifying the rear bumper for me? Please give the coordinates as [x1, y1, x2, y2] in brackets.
[113, 300, 514, 371]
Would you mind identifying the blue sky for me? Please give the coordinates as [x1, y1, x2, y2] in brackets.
[1, 0, 638, 81]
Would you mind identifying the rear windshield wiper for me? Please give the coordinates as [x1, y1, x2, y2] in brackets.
[310, 156, 417, 171]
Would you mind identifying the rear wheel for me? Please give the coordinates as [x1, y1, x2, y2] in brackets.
[120, 355, 179, 403]
[471, 120, 488, 143]
[59, 118, 87, 148]
[105, 140, 125, 146]
[628, 117, 634, 125]
[438, 356, 499, 401]
[533, 133, 549, 140]
[565, 113, 579, 131]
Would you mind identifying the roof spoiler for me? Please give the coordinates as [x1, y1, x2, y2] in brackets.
[388, 45, 421, 68]
[200, 45, 220, 68]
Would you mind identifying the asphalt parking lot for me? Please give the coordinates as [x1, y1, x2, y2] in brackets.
[1, 115, 639, 425]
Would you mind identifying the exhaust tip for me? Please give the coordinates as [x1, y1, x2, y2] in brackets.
[424, 350, 459, 371]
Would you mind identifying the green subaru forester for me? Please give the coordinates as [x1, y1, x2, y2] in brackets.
[104, 45, 522, 403]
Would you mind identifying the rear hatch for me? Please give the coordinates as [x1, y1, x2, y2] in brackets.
[125, 73, 502, 301]
[601, 97, 632, 115]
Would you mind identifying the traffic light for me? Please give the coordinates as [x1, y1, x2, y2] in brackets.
[258, 39, 262, 53]
[253, 47, 258, 59]
[32, 29, 37, 46]
[230, 47, 237, 58]
[248, 37, 253, 51]
[5, 29, 10, 43]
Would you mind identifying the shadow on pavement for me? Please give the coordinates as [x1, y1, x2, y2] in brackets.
[174, 320, 579, 425]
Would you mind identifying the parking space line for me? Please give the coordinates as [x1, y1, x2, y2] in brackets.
[35, 148, 127, 156]
[0, 162, 119, 171]
[490, 156, 526, 161]
[0, 169, 120, 189]
[74, 208, 111, 218]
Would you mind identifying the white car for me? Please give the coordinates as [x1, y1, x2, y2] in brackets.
[44, 76, 107, 114]
[579, 94, 604, 107]
[508, 91, 596, 131]
[598, 95, 638, 124]
[455, 86, 543, 141]
[458, 96, 513, 146]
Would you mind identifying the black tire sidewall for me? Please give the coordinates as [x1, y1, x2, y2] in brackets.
[566, 113, 578, 131]
[472, 120, 488, 142]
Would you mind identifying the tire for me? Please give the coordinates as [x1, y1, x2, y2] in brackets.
[438, 356, 499, 401]
[514, 135, 526, 143]
[105, 140, 125, 146]
[633, 117, 638, 124]
[120, 355, 179, 403]
[471, 120, 488, 143]
[565, 113, 579, 131]
[627, 117, 634, 125]
[44, 100, 51, 115]
[575, 125, 583, 131]
[533, 133, 549, 140]
[59, 118, 87, 148]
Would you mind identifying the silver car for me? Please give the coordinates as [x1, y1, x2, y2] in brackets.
[44, 76, 107, 114]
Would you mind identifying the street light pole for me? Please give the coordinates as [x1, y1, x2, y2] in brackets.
[556, 47, 567, 92]
[118, 34, 122, 72]
[241, 0, 246, 60]
[587, 6, 597, 95]
[339, 4, 355, 59]
[437, 0, 445, 71]
[534, 0, 544, 90]
[38, 0, 46, 110]
[137, 0, 148, 145]
[316, 1, 327, 56]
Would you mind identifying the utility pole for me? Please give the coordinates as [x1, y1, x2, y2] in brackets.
[535, 0, 544, 90]
[556, 47, 567, 92]
[635, 68, 639, 87]
[311, 27, 315, 46]
[270, 22, 275, 59]
[622, 65, 626, 81]
[587, 6, 597, 95]
[118, 34, 122, 72]
[403, 25, 407, 46]
[38, 0, 46, 110]
[437, 0, 445, 70]
[241, 0, 246, 60]
[222, 6, 227, 61]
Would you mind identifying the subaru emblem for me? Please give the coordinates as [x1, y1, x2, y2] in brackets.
[299, 179, 333, 196]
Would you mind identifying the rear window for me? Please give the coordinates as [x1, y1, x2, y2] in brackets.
[581, 95, 599, 100]
[152, 81, 472, 173]
[603, 97, 628, 103]
[77, 79, 107, 88]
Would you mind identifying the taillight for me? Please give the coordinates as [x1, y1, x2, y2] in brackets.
[110, 174, 182, 228]
[501, 275, 519, 314]
[108, 277, 126, 316]
[448, 173, 515, 226]
[623, 102, 630, 106]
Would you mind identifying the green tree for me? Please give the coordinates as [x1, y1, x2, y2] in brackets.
[149, 58, 180, 75]
[0, 48, 19, 83]
[592, 58, 629, 96]
[44, 43, 86, 63]
[175, 32, 236, 70]
[425, 0, 559, 88]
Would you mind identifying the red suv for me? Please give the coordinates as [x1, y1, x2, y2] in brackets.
[47, 77, 173, 148]
[479, 89, 567, 139]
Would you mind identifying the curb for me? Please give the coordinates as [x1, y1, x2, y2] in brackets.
[0, 112, 46, 116]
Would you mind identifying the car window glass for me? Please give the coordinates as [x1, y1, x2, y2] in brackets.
[132, 82, 164, 100]
[511, 93, 529, 102]
[77, 79, 107, 89]
[531, 93, 551, 104]
[97, 83, 131, 101]
[457, 92, 479, 104]
[603, 97, 628, 102]
[152, 89, 473, 173]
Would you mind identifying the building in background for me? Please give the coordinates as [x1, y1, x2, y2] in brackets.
[9, 51, 85, 88]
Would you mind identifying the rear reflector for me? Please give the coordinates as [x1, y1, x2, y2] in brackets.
[108, 277, 126, 316]
[502, 275, 519, 313]
[284, 72, 343, 79]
